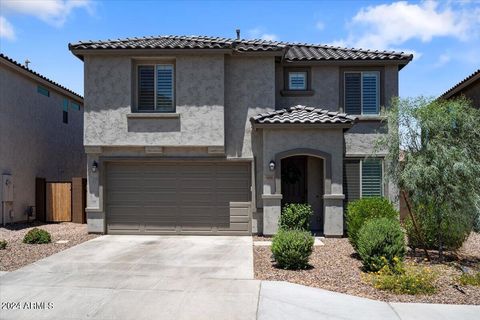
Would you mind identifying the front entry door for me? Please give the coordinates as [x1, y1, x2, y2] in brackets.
[281, 156, 324, 233]
[281, 156, 307, 206]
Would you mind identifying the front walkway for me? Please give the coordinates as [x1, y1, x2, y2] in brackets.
[0, 235, 478, 320]
[258, 281, 480, 320]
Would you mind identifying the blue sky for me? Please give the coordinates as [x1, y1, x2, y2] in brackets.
[1, 0, 479, 98]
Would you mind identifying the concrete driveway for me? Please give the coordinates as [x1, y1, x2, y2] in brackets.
[0, 235, 260, 320]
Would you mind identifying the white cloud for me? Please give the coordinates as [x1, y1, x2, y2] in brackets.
[315, 21, 324, 31]
[2, 0, 93, 27]
[0, 16, 15, 40]
[247, 27, 278, 41]
[335, 1, 480, 50]
[434, 53, 451, 67]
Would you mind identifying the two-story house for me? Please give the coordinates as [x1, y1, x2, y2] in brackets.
[0, 53, 85, 224]
[69, 34, 412, 236]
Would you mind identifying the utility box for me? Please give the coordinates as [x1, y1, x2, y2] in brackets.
[2, 174, 14, 202]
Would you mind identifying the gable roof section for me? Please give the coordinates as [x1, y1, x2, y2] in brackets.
[69, 35, 412, 67]
[251, 105, 357, 126]
[440, 69, 480, 99]
[0, 53, 83, 102]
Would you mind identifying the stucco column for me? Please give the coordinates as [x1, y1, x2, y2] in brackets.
[262, 194, 282, 235]
[85, 147, 104, 233]
[323, 194, 345, 237]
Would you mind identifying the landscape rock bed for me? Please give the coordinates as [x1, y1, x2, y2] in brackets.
[0, 222, 98, 271]
[254, 233, 480, 304]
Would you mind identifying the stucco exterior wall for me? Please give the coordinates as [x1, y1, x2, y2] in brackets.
[275, 65, 340, 111]
[0, 65, 85, 223]
[84, 54, 225, 147]
[225, 56, 275, 158]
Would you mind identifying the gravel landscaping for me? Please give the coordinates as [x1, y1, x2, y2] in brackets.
[0, 222, 98, 271]
[254, 232, 480, 305]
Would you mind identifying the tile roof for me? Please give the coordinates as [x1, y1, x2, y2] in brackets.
[440, 69, 480, 99]
[0, 53, 83, 100]
[69, 35, 412, 64]
[251, 105, 357, 125]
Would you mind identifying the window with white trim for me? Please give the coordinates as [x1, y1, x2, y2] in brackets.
[344, 71, 380, 115]
[137, 64, 174, 112]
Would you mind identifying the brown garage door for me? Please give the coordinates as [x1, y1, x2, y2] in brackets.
[106, 161, 251, 235]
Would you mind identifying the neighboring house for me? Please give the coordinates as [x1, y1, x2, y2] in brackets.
[440, 69, 480, 107]
[69, 34, 412, 236]
[0, 53, 85, 224]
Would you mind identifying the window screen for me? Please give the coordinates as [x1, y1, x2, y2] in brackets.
[361, 159, 383, 197]
[156, 65, 174, 111]
[137, 66, 155, 111]
[344, 159, 361, 204]
[345, 73, 361, 114]
[345, 72, 380, 115]
[362, 72, 380, 115]
[288, 72, 307, 90]
[137, 64, 174, 112]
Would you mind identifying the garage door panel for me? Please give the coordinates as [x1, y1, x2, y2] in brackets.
[106, 161, 251, 235]
[179, 192, 215, 203]
[142, 192, 177, 204]
[108, 221, 142, 232]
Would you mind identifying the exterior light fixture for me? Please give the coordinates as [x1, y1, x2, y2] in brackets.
[269, 160, 276, 171]
[92, 161, 98, 173]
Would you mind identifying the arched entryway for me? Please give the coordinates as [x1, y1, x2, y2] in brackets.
[281, 155, 324, 232]
[275, 148, 332, 234]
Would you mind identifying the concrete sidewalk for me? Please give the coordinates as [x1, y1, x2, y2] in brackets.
[258, 281, 480, 320]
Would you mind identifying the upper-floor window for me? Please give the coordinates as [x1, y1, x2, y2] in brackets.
[281, 67, 313, 96]
[70, 101, 81, 111]
[37, 85, 50, 97]
[288, 71, 307, 90]
[62, 98, 69, 124]
[344, 71, 380, 115]
[137, 64, 174, 112]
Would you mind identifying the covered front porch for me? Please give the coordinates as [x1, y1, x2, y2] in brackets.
[250, 106, 357, 236]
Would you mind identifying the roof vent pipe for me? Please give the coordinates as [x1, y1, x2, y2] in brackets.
[236, 29, 240, 40]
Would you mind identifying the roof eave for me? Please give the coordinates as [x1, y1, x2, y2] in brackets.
[283, 58, 412, 66]
[440, 72, 480, 100]
[0, 54, 83, 102]
[250, 122, 355, 129]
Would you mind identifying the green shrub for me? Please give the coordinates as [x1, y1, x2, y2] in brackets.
[365, 261, 437, 295]
[404, 204, 472, 251]
[0, 239, 6, 250]
[357, 217, 406, 272]
[346, 197, 398, 249]
[458, 272, 480, 286]
[279, 203, 313, 231]
[271, 229, 314, 270]
[23, 228, 51, 244]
